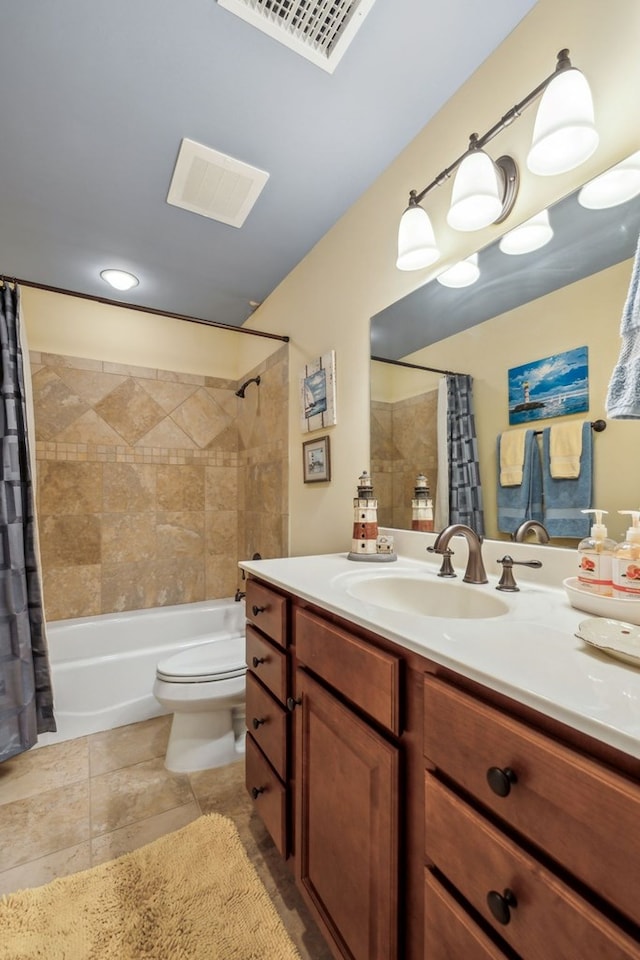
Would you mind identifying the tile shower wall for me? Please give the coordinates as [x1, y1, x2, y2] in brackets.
[31, 346, 288, 621]
[371, 390, 438, 529]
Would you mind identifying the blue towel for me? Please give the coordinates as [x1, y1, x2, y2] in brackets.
[606, 230, 640, 419]
[497, 429, 543, 534]
[542, 421, 592, 538]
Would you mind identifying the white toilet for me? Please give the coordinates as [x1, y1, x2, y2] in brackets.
[153, 637, 247, 773]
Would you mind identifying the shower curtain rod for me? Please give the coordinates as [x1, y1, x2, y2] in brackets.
[371, 355, 467, 377]
[0, 275, 290, 344]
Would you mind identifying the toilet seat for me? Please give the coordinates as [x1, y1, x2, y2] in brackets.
[156, 638, 246, 683]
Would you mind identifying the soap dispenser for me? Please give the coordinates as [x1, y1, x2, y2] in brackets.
[612, 511, 640, 599]
[577, 510, 616, 596]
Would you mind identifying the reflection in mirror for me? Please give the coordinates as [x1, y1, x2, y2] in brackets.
[370, 160, 640, 539]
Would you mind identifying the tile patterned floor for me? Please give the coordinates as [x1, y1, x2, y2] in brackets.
[0, 716, 333, 960]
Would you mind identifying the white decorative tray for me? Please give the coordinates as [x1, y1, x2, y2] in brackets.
[563, 577, 640, 627]
[576, 617, 640, 667]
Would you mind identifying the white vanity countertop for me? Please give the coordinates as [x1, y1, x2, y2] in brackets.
[239, 536, 640, 761]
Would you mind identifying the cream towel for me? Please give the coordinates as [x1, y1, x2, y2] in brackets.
[549, 421, 584, 478]
[499, 428, 528, 486]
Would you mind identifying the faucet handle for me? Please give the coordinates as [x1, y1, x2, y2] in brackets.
[496, 555, 542, 592]
[427, 546, 456, 578]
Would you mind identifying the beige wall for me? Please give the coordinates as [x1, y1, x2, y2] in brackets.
[244, 0, 640, 556]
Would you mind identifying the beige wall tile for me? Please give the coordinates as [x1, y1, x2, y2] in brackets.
[55, 408, 126, 445]
[95, 379, 166, 445]
[152, 559, 205, 606]
[42, 564, 101, 621]
[101, 561, 157, 613]
[102, 462, 156, 512]
[135, 417, 198, 449]
[102, 513, 157, 564]
[55, 367, 128, 405]
[138, 379, 199, 413]
[39, 515, 101, 566]
[206, 555, 241, 599]
[156, 512, 205, 559]
[172, 389, 231, 448]
[204, 465, 238, 511]
[205, 510, 237, 556]
[38, 461, 102, 515]
[156, 464, 205, 511]
[31, 368, 90, 440]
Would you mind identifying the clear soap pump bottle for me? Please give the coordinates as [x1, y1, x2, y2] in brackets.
[612, 510, 640, 599]
[577, 509, 616, 596]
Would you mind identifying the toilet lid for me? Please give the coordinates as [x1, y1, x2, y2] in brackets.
[156, 638, 246, 683]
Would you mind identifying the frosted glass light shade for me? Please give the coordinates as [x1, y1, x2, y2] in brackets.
[436, 253, 480, 288]
[578, 150, 640, 209]
[499, 209, 553, 255]
[527, 68, 599, 176]
[447, 150, 503, 231]
[396, 204, 440, 271]
[100, 269, 139, 291]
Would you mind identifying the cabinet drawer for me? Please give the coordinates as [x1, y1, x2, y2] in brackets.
[246, 579, 287, 648]
[246, 625, 287, 703]
[245, 734, 288, 858]
[423, 675, 640, 928]
[246, 672, 288, 780]
[424, 869, 508, 960]
[295, 607, 401, 734]
[425, 775, 640, 960]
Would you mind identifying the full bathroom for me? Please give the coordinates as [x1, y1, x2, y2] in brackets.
[2, 0, 640, 958]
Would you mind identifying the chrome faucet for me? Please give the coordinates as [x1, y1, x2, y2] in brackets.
[513, 520, 550, 544]
[432, 524, 488, 584]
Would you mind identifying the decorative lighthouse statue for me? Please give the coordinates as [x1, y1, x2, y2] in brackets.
[411, 473, 434, 532]
[347, 471, 396, 562]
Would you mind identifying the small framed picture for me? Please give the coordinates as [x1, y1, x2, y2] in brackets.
[302, 435, 331, 483]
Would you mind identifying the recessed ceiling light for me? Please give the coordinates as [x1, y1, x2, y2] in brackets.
[100, 269, 139, 291]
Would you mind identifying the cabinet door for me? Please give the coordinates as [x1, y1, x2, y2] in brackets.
[294, 668, 399, 960]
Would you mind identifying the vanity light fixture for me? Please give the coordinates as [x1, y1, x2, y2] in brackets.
[578, 149, 640, 209]
[100, 268, 139, 291]
[436, 253, 480, 288]
[397, 49, 597, 272]
[499, 209, 554, 256]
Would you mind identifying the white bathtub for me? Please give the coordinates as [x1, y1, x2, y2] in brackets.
[38, 598, 246, 746]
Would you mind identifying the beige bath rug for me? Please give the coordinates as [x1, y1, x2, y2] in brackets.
[0, 813, 302, 960]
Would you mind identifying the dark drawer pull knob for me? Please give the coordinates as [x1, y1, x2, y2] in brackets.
[252, 604, 266, 616]
[250, 786, 265, 800]
[487, 888, 517, 925]
[252, 656, 265, 668]
[286, 696, 302, 712]
[487, 766, 518, 797]
[252, 717, 265, 730]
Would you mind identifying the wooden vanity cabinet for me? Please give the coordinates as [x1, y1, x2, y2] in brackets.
[244, 575, 640, 960]
[244, 579, 290, 858]
[292, 607, 401, 960]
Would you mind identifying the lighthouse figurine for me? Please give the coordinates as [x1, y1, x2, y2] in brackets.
[411, 473, 434, 532]
[347, 471, 396, 562]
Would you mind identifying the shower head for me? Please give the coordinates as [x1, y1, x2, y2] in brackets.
[235, 375, 261, 398]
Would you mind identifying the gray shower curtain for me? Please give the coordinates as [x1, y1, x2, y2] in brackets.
[1, 282, 55, 762]
[446, 374, 485, 536]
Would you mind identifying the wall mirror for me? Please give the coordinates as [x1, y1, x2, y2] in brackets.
[370, 156, 640, 539]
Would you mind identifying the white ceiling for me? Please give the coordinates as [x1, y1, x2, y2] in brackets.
[0, 0, 537, 328]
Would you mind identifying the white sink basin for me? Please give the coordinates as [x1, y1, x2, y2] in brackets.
[345, 575, 509, 619]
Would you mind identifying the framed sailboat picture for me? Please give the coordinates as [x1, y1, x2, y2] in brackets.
[508, 346, 589, 425]
[300, 350, 337, 432]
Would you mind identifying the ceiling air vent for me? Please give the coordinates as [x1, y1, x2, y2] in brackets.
[217, 0, 376, 73]
[167, 138, 269, 228]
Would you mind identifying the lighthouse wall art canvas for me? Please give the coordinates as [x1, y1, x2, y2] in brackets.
[508, 346, 589, 425]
